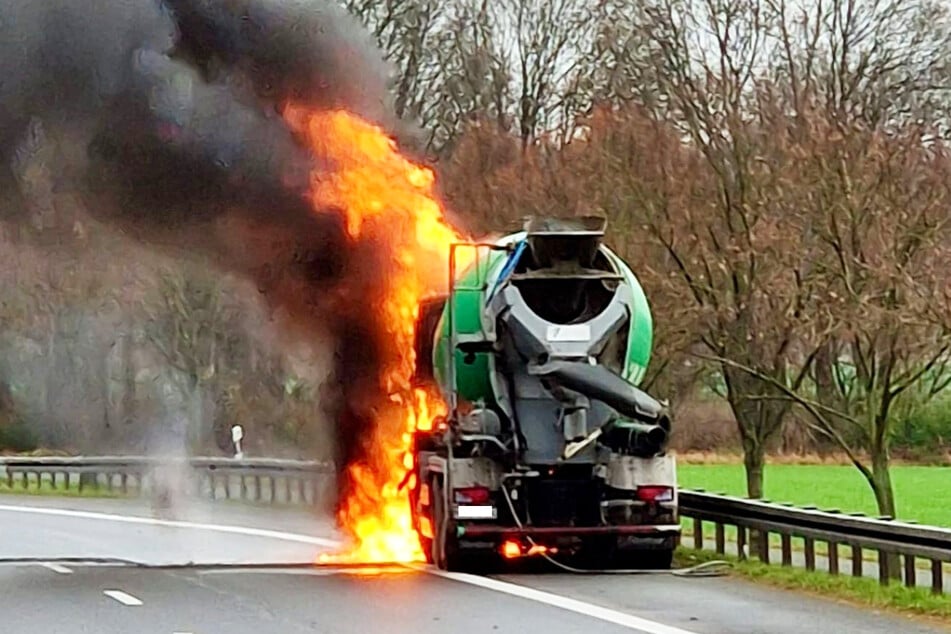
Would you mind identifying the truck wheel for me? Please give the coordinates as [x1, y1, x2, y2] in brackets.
[575, 536, 616, 570]
[616, 547, 673, 570]
[409, 480, 434, 565]
[640, 548, 674, 570]
[431, 477, 464, 571]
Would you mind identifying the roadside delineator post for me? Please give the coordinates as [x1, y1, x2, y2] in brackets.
[232, 425, 244, 459]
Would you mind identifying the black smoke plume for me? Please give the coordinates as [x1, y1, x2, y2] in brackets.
[0, 0, 415, 516]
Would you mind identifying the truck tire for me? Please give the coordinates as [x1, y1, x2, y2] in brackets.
[409, 476, 434, 565]
[615, 546, 674, 570]
[431, 477, 464, 571]
[575, 536, 616, 570]
[639, 548, 674, 570]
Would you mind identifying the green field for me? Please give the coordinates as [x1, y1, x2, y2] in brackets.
[677, 463, 951, 527]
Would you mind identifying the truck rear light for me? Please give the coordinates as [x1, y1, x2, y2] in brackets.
[636, 485, 674, 502]
[454, 486, 491, 504]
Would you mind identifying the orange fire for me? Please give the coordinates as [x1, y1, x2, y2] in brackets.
[283, 106, 473, 564]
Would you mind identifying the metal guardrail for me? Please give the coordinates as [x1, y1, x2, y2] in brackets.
[2, 456, 949, 593]
[679, 489, 951, 594]
[0, 455, 334, 506]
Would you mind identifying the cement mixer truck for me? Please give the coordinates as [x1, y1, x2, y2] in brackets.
[408, 216, 681, 571]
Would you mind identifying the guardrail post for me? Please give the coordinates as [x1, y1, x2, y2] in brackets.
[757, 530, 769, 563]
[851, 545, 862, 577]
[804, 537, 815, 571]
[692, 518, 702, 550]
[828, 542, 838, 575]
[932, 560, 943, 595]
[904, 554, 916, 588]
[879, 550, 891, 585]
[781, 534, 792, 566]
[737, 526, 747, 560]
[715, 523, 725, 554]
[311, 476, 324, 507]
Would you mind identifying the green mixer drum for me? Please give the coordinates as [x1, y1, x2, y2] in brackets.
[604, 247, 653, 385]
[431, 232, 654, 405]
[431, 246, 506, 405]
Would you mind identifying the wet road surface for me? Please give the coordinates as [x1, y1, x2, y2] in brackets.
[0, 495, 945, 634]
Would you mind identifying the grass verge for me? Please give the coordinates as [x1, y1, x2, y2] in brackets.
[676, 463, 951, 526]
[675, 547, 951, 625]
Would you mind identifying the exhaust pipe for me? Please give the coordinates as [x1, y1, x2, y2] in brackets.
[561, 419, 669, 461]
[600, 420, 669, 456]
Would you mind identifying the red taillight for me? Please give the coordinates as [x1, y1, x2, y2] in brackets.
[454, 486, 491, 504]
[636, 485, 674, 502]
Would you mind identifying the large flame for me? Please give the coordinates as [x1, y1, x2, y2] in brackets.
[283, 106, 473, 564]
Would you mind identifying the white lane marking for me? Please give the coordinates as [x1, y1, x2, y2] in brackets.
[197, 568, 341, 576]
[424, 567, 699, 634]
[103, 589, 143, 606]
[197, 565, 417, 577]
[41, 562, 73, 574]
[0, 503, 697, 633]
[0, 503, 337, 548]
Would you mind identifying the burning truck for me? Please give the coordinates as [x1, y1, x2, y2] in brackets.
[407, 216, 681, 571]
[0, 0, 679, 571]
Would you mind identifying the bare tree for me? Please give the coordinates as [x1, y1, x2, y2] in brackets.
[422, 0, 514, 156]
[723, 118, 951, 520]
[765, 0, 951, 133]
[605, 0, 951, 499]
[141, 268, 245, 450]
[611, 0, 826, 498]
[344, 0, 446, 123]
[2, 249, 124, 448]
[581, 1, 667, 116]
[497, 0, 605, 148]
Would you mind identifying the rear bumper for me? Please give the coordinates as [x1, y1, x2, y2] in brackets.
[458, 523, 682, 538]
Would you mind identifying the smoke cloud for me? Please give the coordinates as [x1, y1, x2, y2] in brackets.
[0, 0, 413, 513]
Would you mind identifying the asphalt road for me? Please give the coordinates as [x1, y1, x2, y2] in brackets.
[0, 494, 947, 634]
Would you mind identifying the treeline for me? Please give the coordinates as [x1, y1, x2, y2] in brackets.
[4, 0, 951, 521]
[0, 227, 332, 460]
[349, 0, 951, 518]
